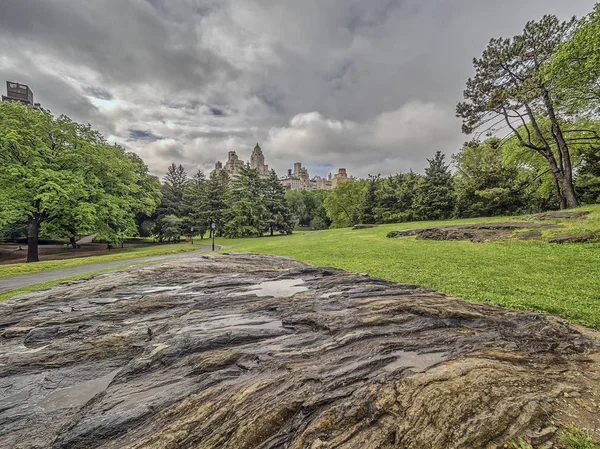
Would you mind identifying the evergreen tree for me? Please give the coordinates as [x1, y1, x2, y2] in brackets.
[360, 174, 380, 224]
[204, 169, 229, 237]
[264, 170, 295, 236]
[181, 169, 208, 239]
[413, 151, 455, 220]
[575, 146, 600, 204]
[453, 139, 526, 217]
[161, 163, 188, 216]
[223, 166, 268, 237]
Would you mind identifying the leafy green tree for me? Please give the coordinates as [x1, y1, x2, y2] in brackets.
[285, 189, 330, 228]
[264, 170, 294, 236]
[457, 15, 580, 209]
[223, 166, 268, 237]
[371, 173, 422, 223]
[453, 139, 526, 217]
[548, 4, 600, 116]
[412, 151, 455, 220]
[323, 180, 367, 228]
[0, 101, 159, 262]
[160, 215, 184, 242]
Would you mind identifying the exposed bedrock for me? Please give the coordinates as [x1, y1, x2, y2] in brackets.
[0, 254, 599, 449]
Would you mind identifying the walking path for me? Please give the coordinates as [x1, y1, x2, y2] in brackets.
[0, 245, 219, 293]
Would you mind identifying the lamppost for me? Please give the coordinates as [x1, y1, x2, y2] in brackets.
[190, 226, 194, 245]
[211, 222, 216, 251]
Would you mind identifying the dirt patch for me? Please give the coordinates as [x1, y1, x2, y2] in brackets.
[1, 253, 599, 448]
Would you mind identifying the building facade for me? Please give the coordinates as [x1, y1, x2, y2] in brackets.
[2, 81, 42, 108]
[250, 143, 269, 176]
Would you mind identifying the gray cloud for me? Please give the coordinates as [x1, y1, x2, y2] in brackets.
[0, 0, 596, 179]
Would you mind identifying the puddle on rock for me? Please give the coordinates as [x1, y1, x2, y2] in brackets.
[40, 368, 120, 412]
[232, 279, 308, 298]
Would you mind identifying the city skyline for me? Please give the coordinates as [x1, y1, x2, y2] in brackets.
[0, 1, 595, 179]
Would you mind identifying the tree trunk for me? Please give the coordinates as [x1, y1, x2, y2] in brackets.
[560, 178, 579, 209]
[27, 219, 40, 263]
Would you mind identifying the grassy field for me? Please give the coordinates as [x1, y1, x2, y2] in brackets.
[215, 205, 600, 330]
[0, 242, 200, 278]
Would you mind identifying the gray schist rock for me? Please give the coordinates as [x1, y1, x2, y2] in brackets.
[0, 253, 599, 449]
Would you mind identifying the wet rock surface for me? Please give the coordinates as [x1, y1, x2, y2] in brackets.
[1, 253, 599, 449]
[386, 222, 559, 242]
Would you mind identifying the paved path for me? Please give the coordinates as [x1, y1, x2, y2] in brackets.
[0, 245, 219, 293]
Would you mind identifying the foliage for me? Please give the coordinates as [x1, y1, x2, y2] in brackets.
[453, 138, 527, 217]
[323, 180, 367, 227]
[223, 166, 269, 237]
[285, 189, 330, 228]
[263, 170, 295, 236]
[457, 15, 580, 209]
[360, 174, 380, 224]
[160, 214, 184, 242]
[548, 3, 600, 116]
[576, 146, 600, 204]
[413, 151, 455, 220]
[0, 101, 160, 262]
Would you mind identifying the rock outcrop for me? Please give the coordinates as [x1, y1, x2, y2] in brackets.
[1, 254, 599, 448]
[386, 222, 559, 242]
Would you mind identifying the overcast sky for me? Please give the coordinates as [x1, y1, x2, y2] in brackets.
[0, 0, 596, 179]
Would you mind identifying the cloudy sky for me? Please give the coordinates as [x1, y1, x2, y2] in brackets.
[0, 0, 596, 179]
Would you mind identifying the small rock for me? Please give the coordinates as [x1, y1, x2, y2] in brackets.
[526, 426, 557, 445]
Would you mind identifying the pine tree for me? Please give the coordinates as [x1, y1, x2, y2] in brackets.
[413, 151, 455, 220]
[204, 169, 230, 237]
[360, 174, 380, 224]
[161, 163, 188, 216]
[181, 170, 208, 238]
[223, 166, 268, 237]
[264, 170, 295, 236]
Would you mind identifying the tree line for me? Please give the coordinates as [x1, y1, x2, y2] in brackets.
[141, 163, 295, 242]
[2, 3, 600, 261]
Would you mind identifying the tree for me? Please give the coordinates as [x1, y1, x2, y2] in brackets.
[161, 163, 188, 216]
[264, 170, 295, 236]
[457, 15, 582, 209]
[453, 138, 526, 217]
[323, 180, 367, 228]
[204, 168, 229, 236]
[575, 146, 600, 204]
[0, 101, 159, 261]
[285, 189, 330, 229]
[223, 166, 268, 237]
[160, 215, 184, 242]
[360, 174, 380, 224]
[181, 169, 208, 239]
[412, 151, 455, 220]
[548, 4, 600, 116]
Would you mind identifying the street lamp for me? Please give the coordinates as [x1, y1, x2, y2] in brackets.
[190, 226, 194, 245]
[211, 222, 216, 251]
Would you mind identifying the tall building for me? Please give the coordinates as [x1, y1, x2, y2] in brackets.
[223, 151, 245, 175]
[250, 143, 269, 176]
[280, 162, 312, 190]
[2, 81, 42, 108]
[215, 143, 271, 177]
[331, 168, 350, 187]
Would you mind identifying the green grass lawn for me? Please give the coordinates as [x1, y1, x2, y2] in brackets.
[215, 205, 600, 330]
[0, 242, 200, 278]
